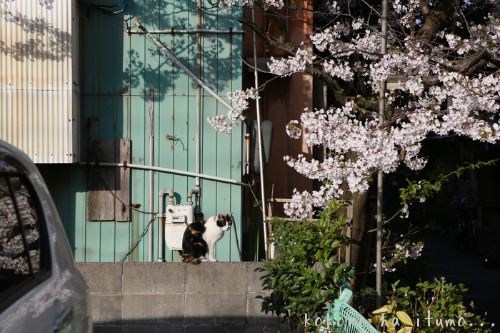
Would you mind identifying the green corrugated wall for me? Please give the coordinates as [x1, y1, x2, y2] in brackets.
[40, 0, 243, 262]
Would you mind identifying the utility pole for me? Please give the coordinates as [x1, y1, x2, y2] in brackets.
[251, 7, 268, 258]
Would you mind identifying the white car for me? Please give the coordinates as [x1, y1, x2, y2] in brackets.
[0, 140, 92, 333]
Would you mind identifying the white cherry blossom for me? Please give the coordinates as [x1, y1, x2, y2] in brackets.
[209, 2, 500, 219]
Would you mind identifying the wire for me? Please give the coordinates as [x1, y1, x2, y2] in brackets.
[85, 165, 158, 262]
[121, 215, 157, 262]
[87, 165, 156, 215]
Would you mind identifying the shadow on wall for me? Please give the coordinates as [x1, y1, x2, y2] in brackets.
[0, 1, 71, 62]
[121, 0, 243, 103]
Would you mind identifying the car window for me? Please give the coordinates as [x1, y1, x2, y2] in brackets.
[0, 165, 51, 311]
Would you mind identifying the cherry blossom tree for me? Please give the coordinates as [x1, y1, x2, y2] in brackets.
[209, 0, 499, 225]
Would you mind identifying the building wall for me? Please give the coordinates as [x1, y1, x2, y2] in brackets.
[243, 1, 314, 205]
[0, 0, 79, 163]
[240, 2, 314, 259]
[38, 1, 244, 262]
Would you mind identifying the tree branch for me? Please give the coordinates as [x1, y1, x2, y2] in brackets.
[239, 18, 296, 54]
[417, 0, 456, 39]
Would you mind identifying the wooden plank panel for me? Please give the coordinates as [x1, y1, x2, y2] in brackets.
[85, 138, 130, 222]
[87, 140, 116, 221]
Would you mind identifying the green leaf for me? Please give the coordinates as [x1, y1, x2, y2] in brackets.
[396, 311, 413, 326]
[397, 327, 413, 333]
[372, 305, 392, 314]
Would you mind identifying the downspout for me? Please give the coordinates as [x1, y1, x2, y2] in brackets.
[158, 188, 174, 262]
[148, 88, 155, 262]
[195, 0, 202, 200]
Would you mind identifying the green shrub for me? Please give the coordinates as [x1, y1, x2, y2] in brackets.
[256, 200, 353, 332]
[369, 278, 493, 332]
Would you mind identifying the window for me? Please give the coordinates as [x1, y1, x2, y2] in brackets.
[0, 164, 51, 311]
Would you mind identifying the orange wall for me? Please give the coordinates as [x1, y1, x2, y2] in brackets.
[243, 1, 314, 217]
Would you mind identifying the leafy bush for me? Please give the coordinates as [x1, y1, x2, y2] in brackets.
[256, 200, 353, 332]
[369, 278, 493, 332]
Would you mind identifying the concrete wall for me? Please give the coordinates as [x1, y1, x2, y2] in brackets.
[77, 262, 282, 333]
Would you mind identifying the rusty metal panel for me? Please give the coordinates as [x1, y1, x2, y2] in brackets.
[0, 0, 79, 163]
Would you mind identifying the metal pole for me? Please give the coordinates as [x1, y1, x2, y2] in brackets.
[127, 28, 244, 35]
[80, 161, 250, 186]
[251, 7, 268, 258]
[148, 88, 155, 262]
[195, 0, 202, 195]
[376, 0, 388, 308]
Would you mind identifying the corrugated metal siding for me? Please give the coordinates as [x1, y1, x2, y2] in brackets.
[47, 0, 243, 262]
[0, 0, 79, 163]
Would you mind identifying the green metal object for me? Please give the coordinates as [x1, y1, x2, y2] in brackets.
[322, 269, 378, 333]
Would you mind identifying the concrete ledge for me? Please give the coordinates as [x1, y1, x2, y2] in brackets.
[78, 262, 282, 333]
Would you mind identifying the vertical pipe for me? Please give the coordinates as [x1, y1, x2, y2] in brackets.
[158, 191, 165, 262]
[158, 188, 174, 262]
[376, 0, 388, 308]
[244, 133, 251, 175]
[195, 0, 202, 196]
[148, 88, 155, 262]
[251, 7, 268, 258]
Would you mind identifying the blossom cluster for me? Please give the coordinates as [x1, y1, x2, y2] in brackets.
[208, 3, 500, 219]
[267, 49, 316, 77]
[217, 0, 284, 10]
[206, 88, 259, 134]
[374, 239, 424, 273]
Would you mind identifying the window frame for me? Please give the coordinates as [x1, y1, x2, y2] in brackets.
[0, 171, 52, 313]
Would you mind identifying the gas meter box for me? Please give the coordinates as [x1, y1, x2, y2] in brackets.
[164, 204, 193, 250]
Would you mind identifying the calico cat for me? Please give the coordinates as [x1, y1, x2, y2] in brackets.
[181, 214, 232, 264]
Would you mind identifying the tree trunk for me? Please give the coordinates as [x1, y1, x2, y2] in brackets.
[339, 186, 375, 288]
